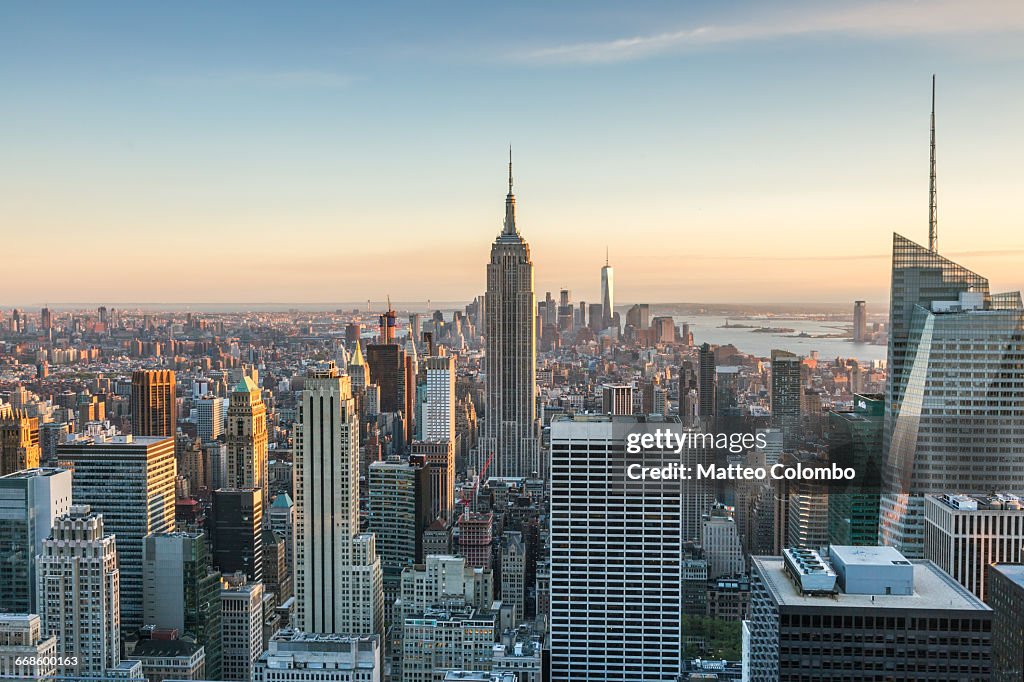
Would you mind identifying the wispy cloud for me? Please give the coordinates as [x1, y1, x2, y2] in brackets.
[516, 0, 1024, 64]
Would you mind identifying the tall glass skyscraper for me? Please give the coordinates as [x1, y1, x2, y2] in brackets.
[601, 249, 614, 330]
[0, 467, 72, 613]
[770, 349, 802, 448]
[481, 155, 538, 479]
[828, 393, 883, 547]
[879, 234, 1024, 557]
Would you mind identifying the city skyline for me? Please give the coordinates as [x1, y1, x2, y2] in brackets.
[4, 1, 1024, 305]
[8, 4, 1024, 680]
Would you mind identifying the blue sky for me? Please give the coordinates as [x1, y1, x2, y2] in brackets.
[3, 1, 1023, 306]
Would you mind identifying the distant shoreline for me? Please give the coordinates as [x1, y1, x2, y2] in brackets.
[0, 300, 891, 315]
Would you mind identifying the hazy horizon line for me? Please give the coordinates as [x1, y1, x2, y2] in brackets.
[0, 300, 891, 313]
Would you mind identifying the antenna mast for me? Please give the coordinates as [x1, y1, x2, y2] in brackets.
[929, 75, 938, 252]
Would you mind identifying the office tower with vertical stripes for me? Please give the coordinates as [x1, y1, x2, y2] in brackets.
[770, 349, 802, 447]
[698, 343, 716, 419]
[549, 415, 712, 681]
[293, 362, 383, 637]
[131, 369, 177, 437]
[422, 354, 455, 443]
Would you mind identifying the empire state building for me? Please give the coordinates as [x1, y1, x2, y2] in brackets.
[481, 154, 538, 479]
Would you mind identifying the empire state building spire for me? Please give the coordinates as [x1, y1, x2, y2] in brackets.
[483, 151, 538, 479]
[504, 146, 517, 235]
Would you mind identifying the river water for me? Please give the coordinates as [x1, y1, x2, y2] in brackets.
[672, 315, 886, 364]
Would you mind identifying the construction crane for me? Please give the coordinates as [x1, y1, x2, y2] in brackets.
[475, 450, 495, 497]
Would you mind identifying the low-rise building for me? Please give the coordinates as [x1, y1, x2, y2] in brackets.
[707, 575, 750, 622]
[987, 563, 1024, 682]
[747, 546, 992, 681]
[252, 629, 380, 682]
[491, 625, 542, 682]
[403, 603, 497, 682]
[924, 493, 1024, 599]
[442, 673, 517, 682]
[0, 613, 57, 681]
[127, 638, 206, 682]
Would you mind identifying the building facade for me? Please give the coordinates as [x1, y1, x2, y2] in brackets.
[368, 456, 432, 572]
[0, 614, 58, 681]
[221, 578, 265, 682]
[57, 434, 176, 629]
[253, 630, 381, 682]
[225, 376, 269, 500]
[747, 546, 992, 681]
[423, 354, 456, 443]
[480, 158, 538, 479]
[770, 350, 802, 447]
[0, 405, 41, 475]
[293, 362, 383, 637]
[549, 415, 712, 681]
[457, 512, 493, 570]
[412, 440, 455, 522]
[402, 604, 497, 682]
[880, 234, 1024, 557]
[131, 369, 177, 437]
[0, 467, 72, 613]
[924, 493, 1024, 600]
[142, 531, 223, 679]
[987, 563, 1024, 682]
[827, 394, 883, 546]
[36, 505, 121, 678]
[194, 394, 224, 442]
[210, 487, 264, 583]
[703, 504, 745, 580]
[853, 300, 868, 342]
[601, 251, 614, 330]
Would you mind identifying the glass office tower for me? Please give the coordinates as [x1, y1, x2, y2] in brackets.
[879, 234, 1024, 557]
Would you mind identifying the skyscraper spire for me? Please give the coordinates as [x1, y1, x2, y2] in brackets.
[484, 151, 538, 479]
[601, 248, 614, 330]
[503, 147, 517, 235]
[929, 74, 938, 252]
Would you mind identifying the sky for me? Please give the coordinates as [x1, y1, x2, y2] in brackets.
[3, 1, 1024, 308]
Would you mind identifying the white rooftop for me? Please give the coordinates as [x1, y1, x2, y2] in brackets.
[829, 545, 910, 567]
[754, 556, 990, 612]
